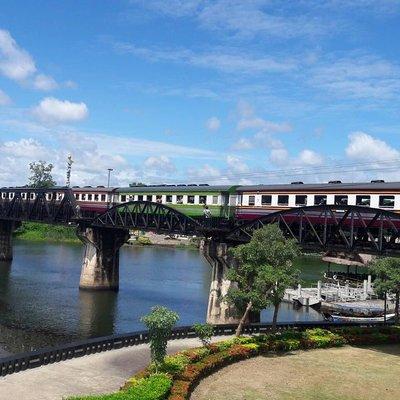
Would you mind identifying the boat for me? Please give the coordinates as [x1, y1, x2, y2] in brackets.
[329, 313, 396, 323]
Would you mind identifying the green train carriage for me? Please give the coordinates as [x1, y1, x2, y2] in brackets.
[115, 185, 238, 218]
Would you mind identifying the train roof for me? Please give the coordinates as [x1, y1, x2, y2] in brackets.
[116, 185, 236, 193]
[72, 186, 117, 192]
[237, 181, 400, 192]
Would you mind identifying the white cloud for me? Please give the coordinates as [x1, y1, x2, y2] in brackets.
[0, 89, 11, 105]
[226, 155, 249, 174]
[134, 1, 328, 39]
[0, 29, 36, 81]
[33, 97, 89, 123]
[0, 29, 62, 92]
[269, 148, 289, 166]
[298, 149, 323, 166]
[114, 42, 296, 74]
[236, 101, 292, 133]
[144, 155, 176, 173]
[311, 55, 400, 100]
[206, 116, 221, 131]
[231, 137, 254, 150]
[33, 74, 59, 91]
[346, 131, 399, 161]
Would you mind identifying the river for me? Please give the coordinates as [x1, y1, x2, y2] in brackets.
[0, 241, 361, 355]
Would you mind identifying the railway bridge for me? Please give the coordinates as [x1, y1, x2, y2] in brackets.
[1, 187, 400, 324]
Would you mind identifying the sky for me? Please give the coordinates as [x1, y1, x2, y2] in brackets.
[0, 0, 399, 187]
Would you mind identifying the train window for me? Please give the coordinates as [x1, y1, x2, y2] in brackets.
[81, 194, 86, 201]
[156, 195, 162, 203]
[212, 195, 218, 205]
[177, 195, 183, 204]
[315, 195, 326, 205]
[121, 195, 127, 202]
[166, 195, 172, 203]
[188, 195, 195, 204]
[94, 194, 99, 201]
[248, 195, 255, 206]
[261, 195, 272, 205]
[295, 195, 307, 206]
[143, 195, 148, 201]
[278, 195, 289, 206]
[199, 195, 207, 204]
[88, 194, 93, 201]
[101, 194, 106, 201]
[379, 195, 394, 208]
[334, 195, 348, 205]
[138, 195, 143, 201]
[356, 195, 370, 206]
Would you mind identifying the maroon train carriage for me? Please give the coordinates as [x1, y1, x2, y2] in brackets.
[72, 186, 117, 217]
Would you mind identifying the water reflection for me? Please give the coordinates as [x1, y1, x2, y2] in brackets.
[78, 290, 117, 338]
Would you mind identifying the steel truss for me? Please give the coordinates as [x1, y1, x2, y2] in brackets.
[0, 188, 78, 224]
[227, 205, 400, 255]
[92, 201, 203, 235]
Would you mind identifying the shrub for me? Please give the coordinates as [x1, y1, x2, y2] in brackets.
[137, 236, 152, 245]
[69, 373, 172, 400]
[141, 306, 179, 368]
[193, 323, 214, 347]
[152, 354, 190, 376]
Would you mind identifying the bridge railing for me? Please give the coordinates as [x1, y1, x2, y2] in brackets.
[0, 320, 393, 377]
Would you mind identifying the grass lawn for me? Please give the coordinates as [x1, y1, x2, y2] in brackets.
[191, 345, 400, 400]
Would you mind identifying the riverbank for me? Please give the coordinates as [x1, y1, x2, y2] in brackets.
[14, 222, 79, 243]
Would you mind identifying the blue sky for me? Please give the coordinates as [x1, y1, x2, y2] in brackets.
[0, 0, 399, 186]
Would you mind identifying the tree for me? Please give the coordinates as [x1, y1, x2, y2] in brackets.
[193, 323, 214, 347]
[140, 306, 179, 369]
[226, 224, 300, 336]
[28, 161, 57, 188]
[370, 257, 400, 323]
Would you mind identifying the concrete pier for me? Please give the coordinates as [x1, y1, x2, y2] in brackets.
[0, 220, 19, 261]
[201, 239, 260, 325]
[78, 226, 129, 291]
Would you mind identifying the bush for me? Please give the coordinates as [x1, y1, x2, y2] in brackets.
[193, 323, 214, 347]
[152, 354, 190, 376]
[141, 306, 179, 368]
[69, 373, 172, 400]
[137, 236, 152, 245]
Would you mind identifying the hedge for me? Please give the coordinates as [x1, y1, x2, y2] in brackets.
[69, 325, 400, 400]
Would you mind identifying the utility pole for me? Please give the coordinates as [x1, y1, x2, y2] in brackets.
[107, 168, 113, 208]
[66, 155, 73, 187]
[107, 168, 113, 188]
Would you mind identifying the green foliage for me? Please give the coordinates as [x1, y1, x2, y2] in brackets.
[370, 257, 400, 322]
[14, 222, 78, 243]
[70, 373, 172, 400]
[137, 236, 152, 245]
[193, 323, 214, 347]
[226, 224, 300, 334]
[151, 354, 190, 376]
[141, 306, 179, 368]
[370, 257, 400, 295]
[28, 160, 56, 188]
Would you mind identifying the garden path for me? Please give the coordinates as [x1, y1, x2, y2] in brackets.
[0, 336, 225, 400]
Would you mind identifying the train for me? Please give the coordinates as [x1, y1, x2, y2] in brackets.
[2, 180, 400, 221]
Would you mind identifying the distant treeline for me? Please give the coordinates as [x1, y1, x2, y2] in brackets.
[14, 222, 79, 243]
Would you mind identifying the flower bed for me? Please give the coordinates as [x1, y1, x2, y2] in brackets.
[69, 325, 400, 400]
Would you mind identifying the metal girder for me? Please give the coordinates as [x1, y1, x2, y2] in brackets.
[0, 188, 79, 224]
[92, 201, 203, 235]
[226, 205, 400, 255]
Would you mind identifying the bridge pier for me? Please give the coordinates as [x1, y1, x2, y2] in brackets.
[78, 226, 130, 291]
[201, 239, 260, 325]
[0, 220, 19, 261]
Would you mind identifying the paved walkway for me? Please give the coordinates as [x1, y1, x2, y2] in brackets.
[0, 337, 217, 400]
